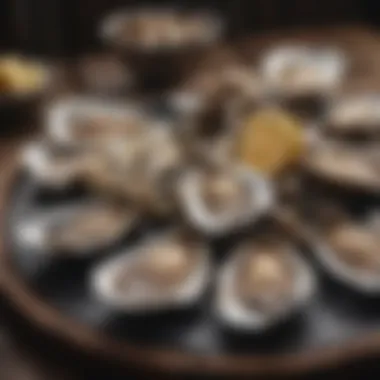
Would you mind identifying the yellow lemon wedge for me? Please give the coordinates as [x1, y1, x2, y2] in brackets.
[236, 108, 305, 176]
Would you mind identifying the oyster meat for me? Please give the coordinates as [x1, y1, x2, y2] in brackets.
[82, 126, 184, 215]
[17, 202, 139, 255]
[177, 164, 274, 235]
[216, 238, 315, 331]
[90, 230, 210, 312]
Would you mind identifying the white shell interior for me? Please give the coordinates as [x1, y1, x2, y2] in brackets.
[177, 165, 275, 236]
[216, 248, 316, 331]
[90, 233, 211, 312]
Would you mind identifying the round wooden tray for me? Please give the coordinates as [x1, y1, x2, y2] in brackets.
[2, 148, 380, 378]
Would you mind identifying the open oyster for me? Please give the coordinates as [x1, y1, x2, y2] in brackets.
[216, 235, 315, 331]
[261, 46, 345, 96]
[46, 97, 154, 147]
[83, 126, 184, 215]
[177, 164, 274, 236]
[90, 230, 210, 312]
[17, 201, 139, 255]
[303, 139, 380, 193]
[21, 141, 93, 189]
[260, 46, 346, 117]
[308, 206, 380, 293]
[324, 94, 380, 137]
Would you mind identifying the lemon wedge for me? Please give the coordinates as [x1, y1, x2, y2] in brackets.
[237, 108, 305, 176]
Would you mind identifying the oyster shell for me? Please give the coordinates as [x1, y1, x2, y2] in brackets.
[21, 141, 92, 188]
[303, 139, 380, 193]
[46, 97, 155, 147]
[216, 237, 315, 331]
[310, 209, 380, 293]
[90, 230, 210, 312]
[82, 127, 184, 215]
[17, 201, 139, 255]
[325, 94, 380, 137]
[261, 45, 346, 97]
[177, 164, 274, 236]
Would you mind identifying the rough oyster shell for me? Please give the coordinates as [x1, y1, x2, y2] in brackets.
[90, 230, 211, 312]
[16, 201, 139, 255]
[216, 240, 315, 331]
[177, 164, 274, 236]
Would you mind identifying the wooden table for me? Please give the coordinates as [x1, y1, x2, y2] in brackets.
[2, 25, 380, 379]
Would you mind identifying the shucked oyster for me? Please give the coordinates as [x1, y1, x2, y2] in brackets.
[303, 139, 380, 193]
[83, 126, 184, 215]
[21, 141, 92, 189]
[325, 94, 380, 137]
[177, 164, 274, 235]
[46, 97, 154, 147]
[17, 201, 139, 255]
[260, 46, 346, 118]
[310, 208, 380, 293]
[216, 236, 315, 331]
[90, 230, 210, 312]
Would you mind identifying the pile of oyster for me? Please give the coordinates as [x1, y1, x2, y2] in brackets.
[18, 43, 380, 333]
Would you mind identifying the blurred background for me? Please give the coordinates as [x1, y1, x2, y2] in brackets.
[2, 1, 380, 380]
[0, 0, 379, 56]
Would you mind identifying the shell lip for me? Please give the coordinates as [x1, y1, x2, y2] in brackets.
[99, 7, 224, 53]
[177, 165, 275, 236]
[216, 247, 316, 331]
[45, 97, 148, 145]
[90, 230, 211, 312]
[260, 45, 347, 97]
[15, 202, 139, 257]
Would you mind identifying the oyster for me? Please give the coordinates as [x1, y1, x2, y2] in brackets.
[325, 94, 380, 137]
[177, 164, 274, 236]
[216, 237, 315, 331]
[17, 201, 139, 255]
[261, 46, 346, 97]
[303, 139, 380, 193]
[310, 208, 380, 293]
[46, 97, 154, 147]
[83, 126, 184, 215]
[260, 46, 346, 118]
[90, 230, 210, 312]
